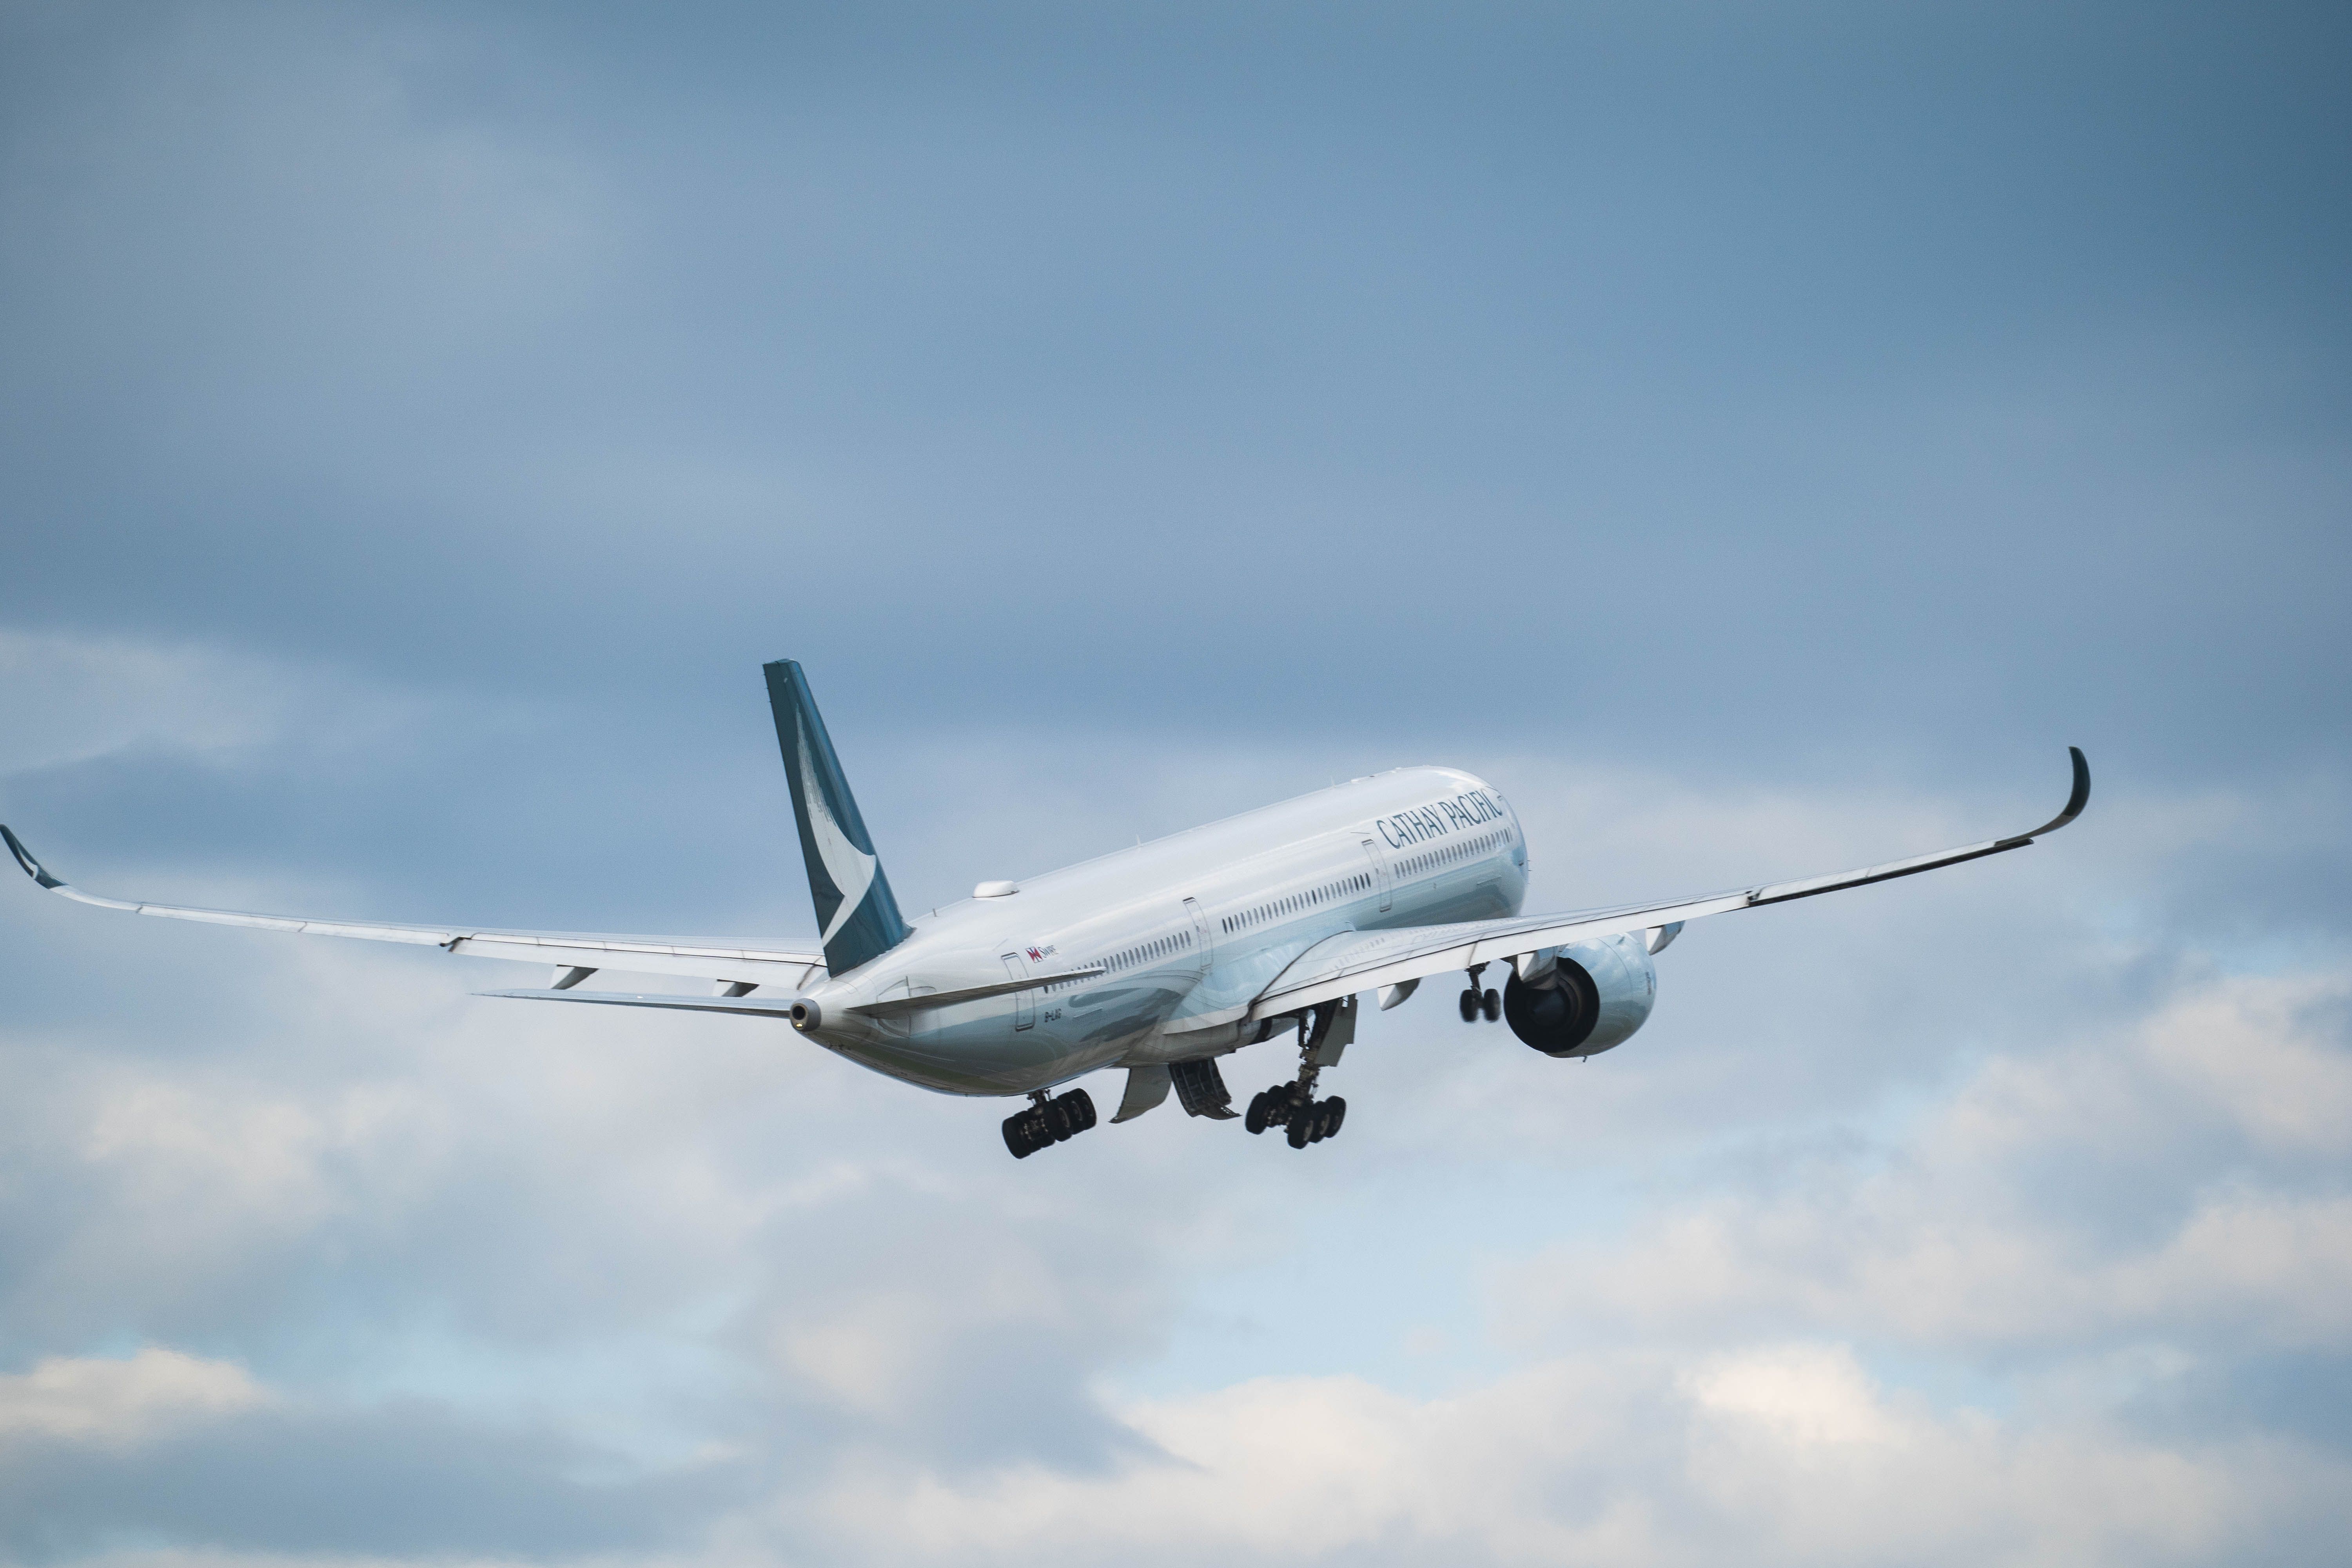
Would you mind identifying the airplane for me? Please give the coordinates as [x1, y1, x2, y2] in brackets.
[2, 660, 2090, 1158]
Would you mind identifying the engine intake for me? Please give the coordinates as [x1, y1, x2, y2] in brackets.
[1501, 933, 1657, 1058]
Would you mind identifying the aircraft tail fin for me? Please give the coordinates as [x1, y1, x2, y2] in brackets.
[763, 660, 909, 976]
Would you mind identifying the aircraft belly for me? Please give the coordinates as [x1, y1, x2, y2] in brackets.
[826, 979, 1171, 1096]
[826, 1030, 1100, 1096]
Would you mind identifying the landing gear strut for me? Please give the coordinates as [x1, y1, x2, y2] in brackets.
[1243, 1000, 1350, 1149]
[1003, 1086, 1096, 1158]
[1459, 962, 1500, 1023]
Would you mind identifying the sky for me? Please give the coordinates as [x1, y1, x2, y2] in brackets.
[0, 0, 2348, 1561]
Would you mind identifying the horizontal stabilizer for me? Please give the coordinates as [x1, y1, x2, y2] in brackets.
[478, 989, 804, 1018]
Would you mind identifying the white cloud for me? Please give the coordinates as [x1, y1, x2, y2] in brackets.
[3, 641, 2348, 1567]
[0, 1348, 268, 1448]
[1497, 965, 2352, 1354]
[2130, 971, 2352, 1156]
[811, 1345, 2348, 1568]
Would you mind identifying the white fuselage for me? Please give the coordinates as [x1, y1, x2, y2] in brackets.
[798, 767, 1528, 1094]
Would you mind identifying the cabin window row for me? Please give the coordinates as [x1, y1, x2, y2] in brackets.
[1073, 830, 1510, 984]
[1397, 829, 1509, 881]
[1104, 929, 1194, 973]
[1220, 871, 1376, 935]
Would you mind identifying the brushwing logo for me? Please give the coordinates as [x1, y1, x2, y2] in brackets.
[797, 718, 877, 946]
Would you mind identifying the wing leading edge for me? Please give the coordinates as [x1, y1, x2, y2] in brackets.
[0, 826, 826, 991]
[1250, 748, 2091, 1021]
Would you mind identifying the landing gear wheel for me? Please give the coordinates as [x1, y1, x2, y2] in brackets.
[1003, 1089, 1096, 1158]
[1002, 1109, 1049, 1158]
[1287, 1111, 1312, 1149]
[1481, 989, 1501, 1022]
[1322, 1096, 1346, 1139]
[1245, 1090, 1270, 1135]
[1459, 988, 1479, 1022]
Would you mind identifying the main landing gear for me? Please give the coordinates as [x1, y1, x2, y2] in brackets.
[1247, 1082, 1347, 1148]
[1003, 1087, 1096, 1158]
[1245, 1000, 1350, 1150]
[1458, 962, 1501, 1023]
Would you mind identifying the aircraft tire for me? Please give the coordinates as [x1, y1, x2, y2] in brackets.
[1323, 1096, 1346, 1138]
[1003, 1112, 1045, 1158]
[1059, 1088, 1097, 1134]
[1481, 989, 1501, 1022]
[1287, 1112, 1312, 1149]
[1459, 989, 1479, 1022]
[1245, 1091, 1270, 1134]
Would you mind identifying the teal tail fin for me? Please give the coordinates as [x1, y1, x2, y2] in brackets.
[763, 660, 909, 976]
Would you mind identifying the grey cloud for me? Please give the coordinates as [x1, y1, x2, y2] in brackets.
[0, 2, 2342, 773]
[0, 2, 2347, 1563]
[0, 1398, 747, 1560]
[1488, 964, 2352, 1369]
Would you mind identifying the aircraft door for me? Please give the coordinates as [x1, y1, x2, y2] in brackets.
[1000, 952, 1034, 1030]
[1361, 839, 1393, 912]
[1184, 897, 1213, 972]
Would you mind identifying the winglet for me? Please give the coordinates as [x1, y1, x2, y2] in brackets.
[1995, 747, 2092, 848]
[0, 826, 66, 890]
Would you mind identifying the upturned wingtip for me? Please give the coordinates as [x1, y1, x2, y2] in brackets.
[2063, 746, 2091, 823]
[2013, 747, 2091, 842]
[0, 825, 65, 889]
[1989, 749, 2092, 848]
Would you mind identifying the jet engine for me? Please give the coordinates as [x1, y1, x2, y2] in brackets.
[1501, 933, 1657, 1058]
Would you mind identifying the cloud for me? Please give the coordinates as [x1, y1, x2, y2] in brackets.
[0, 1, 2345, 1562]
[814, 1345, 2351, 1568]
[0, 1382, 742, 1560]
[0, 1349, 267, 1449]
[1496, 967, 2352, 1354]
[0, 628, 340, 779]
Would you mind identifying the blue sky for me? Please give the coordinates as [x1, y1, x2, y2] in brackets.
[1, 2, 2348, 1562]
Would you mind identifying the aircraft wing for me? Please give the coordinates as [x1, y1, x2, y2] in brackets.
[0, 827, 826, 992]
[1250, 748, 2090, 1021]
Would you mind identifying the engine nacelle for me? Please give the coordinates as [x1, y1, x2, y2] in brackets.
[1501, 933, 1657, 1058]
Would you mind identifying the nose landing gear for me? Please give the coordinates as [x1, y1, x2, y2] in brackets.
[1003, 1087, 1097, 1158]
[1245, 999, 1352, 1149]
